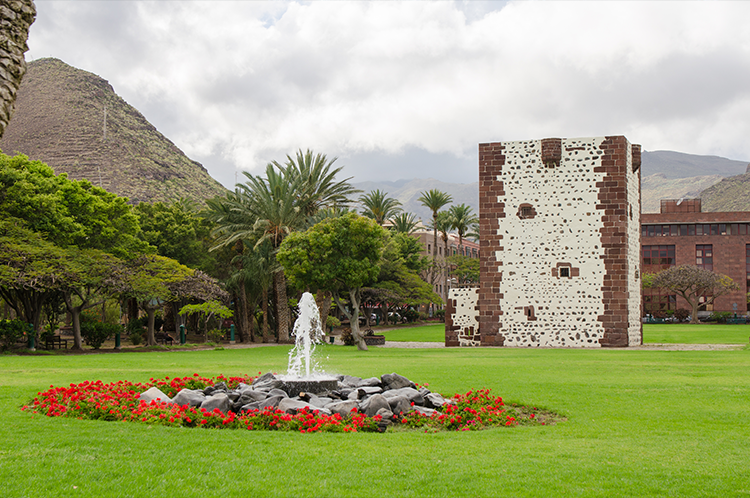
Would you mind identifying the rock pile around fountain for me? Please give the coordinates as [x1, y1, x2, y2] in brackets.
[139, 372, 454, 427]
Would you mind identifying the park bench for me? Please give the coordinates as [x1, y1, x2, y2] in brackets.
[155, 332, 174, 345]
[727, 318, 747, 324]
[43, 335, 69, 349]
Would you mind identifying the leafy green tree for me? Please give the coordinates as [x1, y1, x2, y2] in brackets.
[366, 231, 440, 324]
[135, 199, 218, 273]
[121, 255, 225, 345]
[0, 153, 150, 257]
[359, 189, 402, 226]
[0, 219, 70, 338]
[651, 265, 739, 324]
[277, 213, 386, 351]
[60, 247, 126, 350]
[447, 254, 480, 285]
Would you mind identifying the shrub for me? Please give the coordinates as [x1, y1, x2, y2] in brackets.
[403, 308, 420, 323]
[709, 311, 732, 324]
[207, 329, 225, 343]
[435, 309, 445, 322]
[341, 327, 356, 346]
[126, 317, 147, 346]
[652, 310, 667, 319]
[0, 319, 26, 351]
[326, 315, 341, 329]
[674, 308, 690, 322]
[80, 314, 119, 349]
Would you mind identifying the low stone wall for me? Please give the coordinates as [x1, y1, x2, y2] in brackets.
[445, 286, 480, 347]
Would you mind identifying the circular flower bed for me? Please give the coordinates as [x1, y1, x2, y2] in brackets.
[22, 373, 562, 433]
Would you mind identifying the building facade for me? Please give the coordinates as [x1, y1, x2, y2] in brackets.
[447, 136, 643, 347]
[641, 199, 750, 316]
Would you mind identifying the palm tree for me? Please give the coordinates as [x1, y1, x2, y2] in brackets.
[418, 189, 452, 261]
[432, 210, 454, 305]
[448, 204, 479, 256]
[206, 151, 360, 343]
[207, 164, 305, 342]
[275, 149, 360, 217]
[359, 189, 402, 225]
[389, 212, 418, 235]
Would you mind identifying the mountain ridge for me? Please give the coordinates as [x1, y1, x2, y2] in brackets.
[0, 58, 227, 204]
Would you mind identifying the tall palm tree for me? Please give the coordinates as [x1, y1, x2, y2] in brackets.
[389, 212, 419, 235]
[275, 149, 360, 217]
[417, 189, 452, 265]
[432, 210, 454, 305]
[207, 164, 306, 342]
[359, 189, 402, 225]
[207, 151, 359, 343]
[448, 204, 479, 256]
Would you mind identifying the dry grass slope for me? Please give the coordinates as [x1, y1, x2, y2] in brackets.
[0, 58, 227, 204]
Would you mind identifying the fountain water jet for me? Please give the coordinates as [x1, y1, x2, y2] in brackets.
[281, 292, 338, 396]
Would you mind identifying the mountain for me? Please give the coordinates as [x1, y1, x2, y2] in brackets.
[354, 151, 750, 218]
[0, 58, 226, 204]
[699, 167, 750, 212]
[640, 150, 748, 179]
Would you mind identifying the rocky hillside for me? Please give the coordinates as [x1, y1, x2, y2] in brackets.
[0, 58, 226, 204]
[699, 165, 750, 212]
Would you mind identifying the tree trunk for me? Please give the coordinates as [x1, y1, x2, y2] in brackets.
[262, 287, 271, 342]
[235, 289, 250, 342]
[315, 290, 332, 333]
[333, 290, 368, 351]
[274, 270, 290, 343]
[70, 306, 83, 350]
[144, 305, 157, 346]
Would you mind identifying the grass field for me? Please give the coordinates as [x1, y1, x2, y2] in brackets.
[378, 323, 444, 342]
[644, 323, 750, 344]
[375, 322, 750, 344]
[2, 344, 750, 497]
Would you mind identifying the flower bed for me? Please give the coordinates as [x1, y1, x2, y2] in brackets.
[22, 374, 561, 433]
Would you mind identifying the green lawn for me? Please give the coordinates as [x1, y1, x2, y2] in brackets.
[2, 345, 750, 497]
[375, 322, 750, 345]
[378, 323, 445, 342]
[644, 323, 750, 344]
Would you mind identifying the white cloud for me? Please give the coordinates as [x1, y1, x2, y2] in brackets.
[26, 0, 750, 187]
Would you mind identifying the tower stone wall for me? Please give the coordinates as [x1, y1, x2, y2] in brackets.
[449, 135, 642, 347]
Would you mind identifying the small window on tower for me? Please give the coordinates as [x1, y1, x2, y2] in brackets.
[559, 267, 570, 278]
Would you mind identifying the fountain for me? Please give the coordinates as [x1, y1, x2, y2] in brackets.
[280, 292, 338, 396]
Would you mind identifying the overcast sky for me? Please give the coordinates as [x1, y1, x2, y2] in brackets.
[26, 0, 750, 188]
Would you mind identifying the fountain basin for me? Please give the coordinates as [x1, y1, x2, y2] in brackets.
[280, 377, 339, 397]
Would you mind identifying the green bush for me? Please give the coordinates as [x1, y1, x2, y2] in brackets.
[0, 319, 26, 351]
[674, 309, 690, 322]
[403, 308, 420, 323]
[207, 329, 224, 343]
[435, 309, 445, 322]
[80, 315, 119, 349]
[709, 311, 732, 324]
[126, 317, 147, 345]
[341, 327, 356, 346]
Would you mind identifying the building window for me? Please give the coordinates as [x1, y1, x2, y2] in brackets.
[642, 245, 675, 272]
[559, 267, 570, 277]
[517, 203, 537, 220]
[644, 293, 677, 315]
[524, 306, 537, 321]
[696, 245, 713, 271]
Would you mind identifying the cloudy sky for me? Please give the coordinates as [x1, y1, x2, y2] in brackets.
[26, 0, 750, 188]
